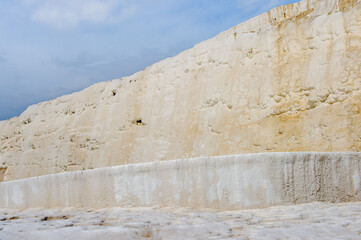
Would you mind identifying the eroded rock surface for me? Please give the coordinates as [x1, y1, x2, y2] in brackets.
[0, 0, 360, 180]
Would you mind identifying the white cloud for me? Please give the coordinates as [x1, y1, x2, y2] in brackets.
[30, 0, 137, 29]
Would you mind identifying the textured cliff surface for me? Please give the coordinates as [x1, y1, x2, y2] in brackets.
[0, 0, 360, 181]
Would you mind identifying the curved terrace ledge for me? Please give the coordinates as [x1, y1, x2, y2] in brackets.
[0, 152, 360, 211]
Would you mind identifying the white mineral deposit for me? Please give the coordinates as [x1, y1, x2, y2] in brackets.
[1, 202, 361, 240]
[0, 153, 360, 210]
[0, 0, 360, 239]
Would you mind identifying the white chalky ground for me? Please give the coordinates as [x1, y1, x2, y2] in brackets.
[1, 202, 361, 240]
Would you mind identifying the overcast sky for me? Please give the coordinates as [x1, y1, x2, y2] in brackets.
[0, 0, 299, 120]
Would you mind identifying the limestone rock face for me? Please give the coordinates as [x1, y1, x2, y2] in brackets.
[0, 0, 360, 181]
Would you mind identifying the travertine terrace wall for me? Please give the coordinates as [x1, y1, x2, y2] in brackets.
[0, 153, 360, 210]
[0, 0, 360, 180]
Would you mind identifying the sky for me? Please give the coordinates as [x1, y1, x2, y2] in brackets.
[0, 0, 299, 121]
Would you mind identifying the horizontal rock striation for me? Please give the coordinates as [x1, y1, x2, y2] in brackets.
[0, 152, 360, 210]
[0, 0, 361, 181]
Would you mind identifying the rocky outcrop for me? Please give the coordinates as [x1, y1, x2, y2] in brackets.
[1, 152, 360, 210]
[0, 0, 360, 181]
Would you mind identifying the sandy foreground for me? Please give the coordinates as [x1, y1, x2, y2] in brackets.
[0, 202, 360, 240]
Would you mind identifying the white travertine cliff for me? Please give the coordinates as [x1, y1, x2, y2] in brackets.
[1, 152, 360, 210]
[0, 0, 360, 181]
